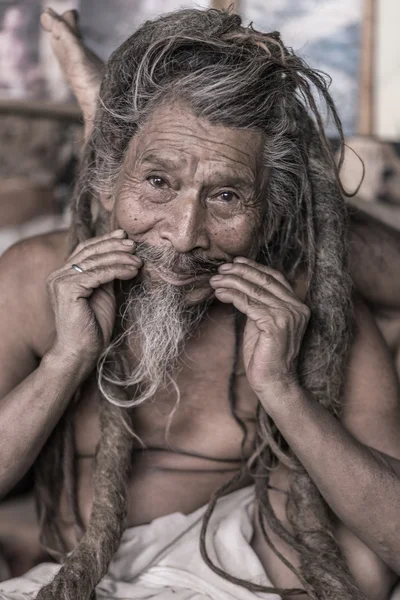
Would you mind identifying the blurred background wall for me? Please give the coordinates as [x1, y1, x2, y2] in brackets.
[0, 0, 399, 254]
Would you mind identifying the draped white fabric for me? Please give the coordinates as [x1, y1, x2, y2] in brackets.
[1, 484, 399, 600]
[0, 486, 277, 600]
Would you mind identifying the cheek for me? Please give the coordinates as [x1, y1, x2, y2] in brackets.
[213, 218, 261, 259]
[113, 188, 158, 234]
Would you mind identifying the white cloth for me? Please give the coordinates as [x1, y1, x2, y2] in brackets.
[0, 486, 278, 600]
[1, 485, 400, 600]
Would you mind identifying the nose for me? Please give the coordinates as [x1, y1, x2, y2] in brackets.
[158, 195, 210, 253]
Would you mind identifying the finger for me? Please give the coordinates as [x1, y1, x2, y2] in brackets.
[210, 273, 300, 309]
[212, 287, 309, 335]
[217, 262, 296, 302]
[69, 230, 128, 260]
[212, 286, 274, 327]
[56, 250, 142, 280]
[232, 257, 294, 292]
[73, 250, 142, 271]
[51, 264, 140, 299]
[67, 242, 139, 269]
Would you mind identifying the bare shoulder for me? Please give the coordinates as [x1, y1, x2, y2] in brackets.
[0, 230, 69, 355]
[341, 297, 400, 459]
[349, 207, 400, 311]
[0, 229, 69, 275]
[0, 229, 69, 302]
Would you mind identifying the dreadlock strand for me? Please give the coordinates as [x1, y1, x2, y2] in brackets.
[278, 124, 362, 597]
[35, 405, 71, 562]
[198, 307, 305, 597]
[62, 400, 85, 543]
[36, 397, 133, 600]
[33, 8, 366, 599]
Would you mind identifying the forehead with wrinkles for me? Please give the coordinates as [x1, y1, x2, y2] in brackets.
[124, 102, 264, 185]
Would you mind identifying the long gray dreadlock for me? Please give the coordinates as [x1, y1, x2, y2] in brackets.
[34, 8, 364, 600]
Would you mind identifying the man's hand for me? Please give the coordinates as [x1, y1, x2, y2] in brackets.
[209, 256, 310, 403]
[46, 230, 142, 373]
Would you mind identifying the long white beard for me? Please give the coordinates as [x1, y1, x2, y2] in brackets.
[97, 280, 209, 409]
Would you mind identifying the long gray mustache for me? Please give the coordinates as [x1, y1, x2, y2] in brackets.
[134, 242, 224, 277]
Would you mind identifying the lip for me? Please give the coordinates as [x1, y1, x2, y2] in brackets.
[153, 268, 210, 287]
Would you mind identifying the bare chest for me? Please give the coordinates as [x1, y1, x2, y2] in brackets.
[74, 305, 258, 458]
[66, 306, 258, 531]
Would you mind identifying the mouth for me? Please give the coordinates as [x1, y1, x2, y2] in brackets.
[152, 267, 211, 287]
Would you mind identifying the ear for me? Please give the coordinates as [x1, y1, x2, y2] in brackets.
[89, 194, 116, 234]
[41, 8, 103, 139]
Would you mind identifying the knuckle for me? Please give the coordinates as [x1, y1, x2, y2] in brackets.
[250, 283, 262, 297]
[50, 275, 63, 291]
[81, 254, 97, 267]
[298, 303, 310, 318]
[53, 276, 70, 294]
[262, 273, 274, 286]
[45, 273, 54, 287]
[96, 264, 121, 276]
[231, 264, 245, 275]
[248, 289, 262, 306]
[75, 247, 95, 262]
[253, 280, 268, 299]
[275, 313, 289, 328]
[113, 250, 137, 260]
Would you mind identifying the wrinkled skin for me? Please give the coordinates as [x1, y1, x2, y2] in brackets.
[39, 8, 400, 359]
[1, 10, 400, 596]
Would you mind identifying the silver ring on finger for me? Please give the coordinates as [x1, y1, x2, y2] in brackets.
[71, 263, 84, 273]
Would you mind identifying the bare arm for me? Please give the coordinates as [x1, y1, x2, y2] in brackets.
[259, 300, 400, 573]
[0, 239, 85, 498]
[0, 231, 142, 499]
[0, 349, 89, 499]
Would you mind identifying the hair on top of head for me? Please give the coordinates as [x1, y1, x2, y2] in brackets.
[34, 8, 363, 600]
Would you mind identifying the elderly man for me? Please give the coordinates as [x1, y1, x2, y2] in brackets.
[0, 8, 400, 600]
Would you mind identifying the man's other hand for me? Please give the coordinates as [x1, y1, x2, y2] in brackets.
[210, 257, 310, 404]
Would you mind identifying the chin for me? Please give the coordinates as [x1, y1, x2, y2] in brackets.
[183, 285, 215, 306]
[140, 264, 215, 306]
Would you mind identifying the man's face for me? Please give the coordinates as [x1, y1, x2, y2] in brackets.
[110, 101, 266, 304]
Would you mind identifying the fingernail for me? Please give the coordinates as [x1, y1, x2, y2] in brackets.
[218, 264, 232, 272]
[233, 256, 247, 262]
[210, 275, 223, 281]
[111, 229, 125, 237]
[122, 239, 134, 245]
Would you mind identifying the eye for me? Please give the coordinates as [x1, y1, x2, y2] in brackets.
[218, 190, 239, 203]
[147, 175, 168, 189]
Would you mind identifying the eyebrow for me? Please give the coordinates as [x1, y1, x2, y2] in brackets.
[140, 153, 255, 190]
[209, 174, 255, 192]
[140, 154, 181, 171]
